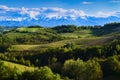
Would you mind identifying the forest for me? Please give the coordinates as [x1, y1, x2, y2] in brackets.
[0, 22, 120, 80]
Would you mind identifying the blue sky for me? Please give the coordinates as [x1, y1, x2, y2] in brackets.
[0, 0, 120, 14]
[0, 0, 120, 26]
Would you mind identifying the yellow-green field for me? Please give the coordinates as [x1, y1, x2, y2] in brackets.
[16, 27, 44, 32]
[2, 60, 35, 72]
[10, 37, 112, 51]
[60, 30, 94, 38]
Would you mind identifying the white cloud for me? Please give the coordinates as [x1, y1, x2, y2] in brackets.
[68, 9, 85, 16]
[29, 11, 40, 19]
[82, 1, 92, 4]
[0, 16, 27, 21]
[20, 7, 40, 19]
[20, 7, 29, 14]
[90, 11, 117, 17]
[0, 5, 20, 11]
[40, 7, 86, 19]
[6, 17, 26, 21]
[1, 5, 120, 21]
[47, 7, 67, 13]
[0, 5, 8, 10]
[0, 5, 77, 20]
[40, 7, 67, 18]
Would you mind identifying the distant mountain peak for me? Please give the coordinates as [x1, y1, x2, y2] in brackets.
[0, 5, 120, 27]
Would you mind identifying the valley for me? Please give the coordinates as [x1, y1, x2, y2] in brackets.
[0, 23, 120, 80]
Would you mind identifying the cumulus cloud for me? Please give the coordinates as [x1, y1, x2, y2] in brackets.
[82, 1, 92, 4]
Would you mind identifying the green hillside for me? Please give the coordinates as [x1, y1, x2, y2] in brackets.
[10, 36, 114, 51]
[4, 23, 119, 52]
[2, 60, 35, 72]
[1, 23, 120, 80]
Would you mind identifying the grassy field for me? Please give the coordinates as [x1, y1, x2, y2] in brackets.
[11, 38, 98, 51]
[60, 29, 94, 38]
[16, 27, 43, 32]
[1, 60, 35, 72]
[10, 36, 113, 51]
[4, 26, 120, 39]
[3, 27, 115, 52]
[0, 26, 120, 80]
[4, 27, 57, 43]
[16, 27, 56, 34]
[4, 32, 29, 38]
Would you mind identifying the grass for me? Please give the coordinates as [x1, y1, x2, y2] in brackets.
[60, 28, 119, 39]
[16, 27, 44, 32]
[60, 29, 94, 38]
[10, 37, 110, 51]
[10, 45, 42, 51]
[16, 27, 56, 34]
[4, 27, 57, 42]
[4, 32, 29, 38]
[5, 27, 116, 51]
[1, 60, 35, 72]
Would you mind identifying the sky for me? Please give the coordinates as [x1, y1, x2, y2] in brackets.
[0, 0, 120, 26]
[0, 0, 120, 17]
[0, 0, 120, 14]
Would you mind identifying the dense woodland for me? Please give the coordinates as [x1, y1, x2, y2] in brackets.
[0, 22, 120, 80]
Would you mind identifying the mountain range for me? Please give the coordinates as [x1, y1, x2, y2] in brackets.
[0, 5, 120, 27]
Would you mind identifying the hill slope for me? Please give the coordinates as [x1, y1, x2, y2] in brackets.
[1, 60, 35, 72]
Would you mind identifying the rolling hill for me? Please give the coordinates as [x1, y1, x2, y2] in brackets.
[0, 22, 119, 52]
[0, 59, 35, 72]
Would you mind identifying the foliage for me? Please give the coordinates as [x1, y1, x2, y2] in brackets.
[52, 25, 78, 33]
[0, 36, 12, 52]
[101, 56, 120, 76]
[20, 66, 61, 80]
[0, 60, 61, 80]
[0, 23, 120, 80]
[63, 59, 103, 80]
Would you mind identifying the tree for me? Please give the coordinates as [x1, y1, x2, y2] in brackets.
[0, 61, 19, 80]
[85, 60, 103, 80]
[102, 56, 120, 76]
[63, 42, 76, 49]
[0, 36, 12, 53]
[63, 59, 103, 80]
[86, 46, 102, 59]
[21, 66, 61, 80]
[63, 59, 86, 80]
[0, 61, 8, 80]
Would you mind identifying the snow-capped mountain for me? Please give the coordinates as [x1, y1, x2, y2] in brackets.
[0, 5, 120, 27]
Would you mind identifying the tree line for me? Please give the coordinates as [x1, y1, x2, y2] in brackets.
[0, 39, 120, 79]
